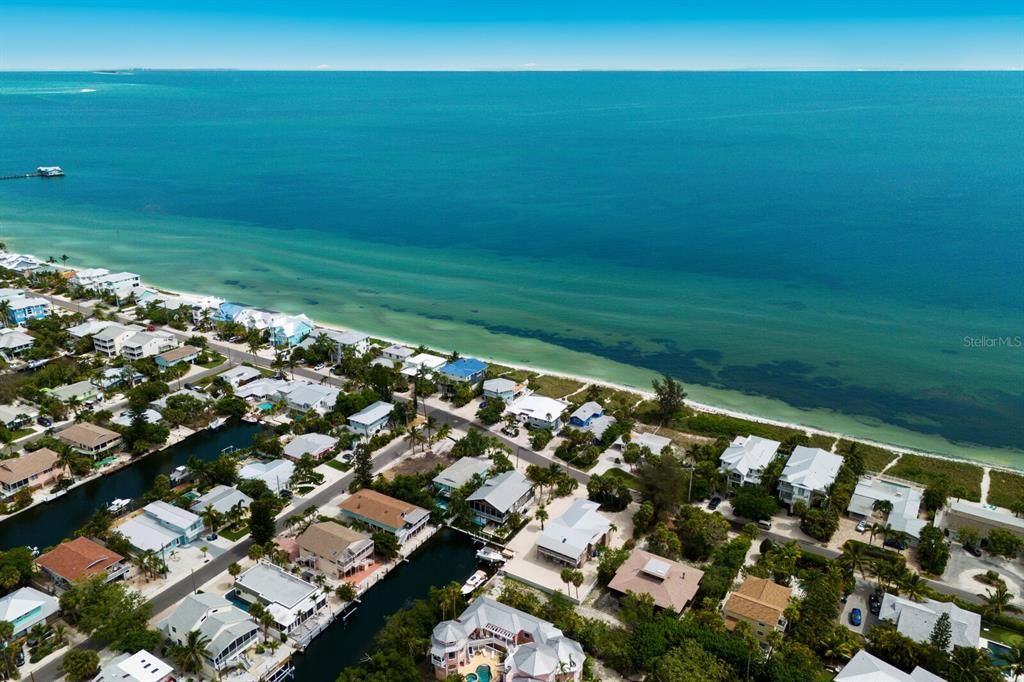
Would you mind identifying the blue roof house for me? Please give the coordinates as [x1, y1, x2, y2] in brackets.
[569, 401, 604, 428]
[438, 358, 488, 389]
[213, 302, 246, 323]
[3, 296, 51, 326]
[271, 317, 313, 347]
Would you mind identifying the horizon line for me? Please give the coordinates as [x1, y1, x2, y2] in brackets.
[3, 67, 1023, 73]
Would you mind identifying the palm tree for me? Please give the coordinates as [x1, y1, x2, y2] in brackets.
[536, 506, 549, 531]
[60, 254, 69, 266]
[570, 569, 584, 600]
[559, 568, 574, 597]
[0, 300, 10, 328]
[867, 522, 885, 546]
[438, 582, 461, 620]
[978, 584, 1019, 620]
[246, 329, 262, 362]
[840, 542, 870, 579]
[199, 505, 222, 535]
[997, 644, 1024, 679]
[947, 645, 999, 682]
[425, 415, 438, 444]
[820, 627, 859, 664]
[898, 571, 928, 602]
[169, 629, 211, 673]
[405, 425, 425, 454]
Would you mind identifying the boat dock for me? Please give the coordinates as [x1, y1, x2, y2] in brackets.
[0, 166, 64, 180]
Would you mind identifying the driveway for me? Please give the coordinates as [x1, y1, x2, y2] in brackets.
[840, 578, 880, 636]
[944, 542, 1024, 608]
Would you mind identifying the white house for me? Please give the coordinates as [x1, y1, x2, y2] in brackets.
[69, 268, 112, 288]
[0, 328, 34, 359]
[319, 329, 370, 359]
[92, 323, 143, 357]
[122, 330, 178, 360]
[401, 352, 447, 377]
[96, 272, 142, 297]
[233, 562, 328, 637]
[283, 432, 339, 461]
[719, 435, 781, 488]
[482, 378, 524, 403]
[382, 344, 414, 363]
[67, 319, 117, 339]
[348, 401, 394, 436]
[506, 394, 569, 431]
[778, 446, 844, 511]
[239, 459, 295, 492]
[191, 485, 253, 516]
[835, 650, 946, 682]
[848, 477, 927, 541]
[536, 499, 611, 568]
[118, 501, 204, 553]
[160, 592, 259, 675]
[94, 650, 173, 682]
[0, 587, 59, 638]
[284, 383, 340, 414]
[219, 365, 263, 389]
[879, 594, 980, 650]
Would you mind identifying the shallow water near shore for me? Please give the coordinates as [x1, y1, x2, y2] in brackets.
[1, 71, 1021, 467]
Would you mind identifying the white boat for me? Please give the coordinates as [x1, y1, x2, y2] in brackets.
[209, 416, 228, 430]
[26, 546, 40, 558]
[36, 166, 64, 177]
[107, 498, 131, 515]
[461, 570, 488, 596]
[475, 547, 507, 564]
[43, 490, 67, 503]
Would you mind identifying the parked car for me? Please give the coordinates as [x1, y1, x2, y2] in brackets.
[757, 519, 773, 530]
[707, 496, 722, 510]
[849, 608, 862, 626]
[280, 489, 294, 500]
[314, 363, 325, 371]
[965, 544, 983, 557]
[36, 416, 52, 427]
[868, 593, 882, 615]
[206, 533, 218, 541]
[856, 519, 868, 533]
[15, 649, 24, 667]
[884, 537, 907, 551]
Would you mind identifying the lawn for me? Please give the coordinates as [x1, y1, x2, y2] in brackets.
[886, 454, 983, 501]
[528, 375, 584, 399]
[199, 352, 226, 369]
[982, 623, 1024, 648]
[325, 459, 352, 472]
[678, 412, 806, 443]
[221, 524, 249, 541]
[806, 434, 837, 450]
[603, 467, 641, 491]
[987, 470, 1024, 509]
[836, 439, 898, 473]
[503, 368, 538, 383]
[485, 364, 514, 379]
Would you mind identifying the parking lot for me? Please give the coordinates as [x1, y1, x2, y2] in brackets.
[839, 578, 882, 636]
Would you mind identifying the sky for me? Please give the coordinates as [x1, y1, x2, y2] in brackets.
[1, 1, 1022, 71]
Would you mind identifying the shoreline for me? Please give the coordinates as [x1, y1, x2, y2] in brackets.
[22, 259, 1023, 477]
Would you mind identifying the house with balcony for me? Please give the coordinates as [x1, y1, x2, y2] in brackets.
[155, 344, 200, 369]
[1, 294, 51, 325]
[319, 329, 370, 359]
[297, 521, 374, 578]
[339, 489, 430, 545]
[0, 587, 59, 638]
[284, 382, 340, 414]
[777, 446, 844, 511]
[0, 447, 61, 499]
[233, 562, 327, 637]
[466, 470, 534, 526]
[482, 378, 524, 403]
[347, 400, 393, 436]
[433, 457, 491, 499]
[719, 435, 781, 489]
[95, 271, 142, 296]
[160, 592, 259, 676]
[0, 328, 35, 359]
[122, 330, 178, 360]
[382, 344, 414, 363]
[35, 537, 129, 591]
[69, 268, 112, 288]
[58, 422, 122, 456]
[118, 500, 204, 553]
[92, 323, 143, 357]
[437, 358, 488, 393]
[536, 500, 611, 568]
[430, 596, 585, 681]
[506, 395, 569, 431]
[270, 315, 313, 348]
[722, 576, 792, 643]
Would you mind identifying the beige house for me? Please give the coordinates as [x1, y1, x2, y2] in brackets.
[722, 576, 792, 642]
[297, 521, 374, 577]
[940, 499, 1024, 540]
[607, 549, 705, 613]
[0, 448, 61, 498]
[58, 422, 122, 457]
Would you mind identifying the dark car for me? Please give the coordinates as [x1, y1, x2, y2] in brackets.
[280, 489, 294, 500]
[15, 649, 23, 667]
[36, 416, 52, 427]
[965, 544, 983, 557]
[707, 496, 722, 510]
[206, 533, 218, 542]
[884, 537, 907, 551]
[868, 593, 882, 615]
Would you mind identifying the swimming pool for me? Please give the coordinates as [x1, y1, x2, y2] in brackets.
[465, 664, 492, 682]
[258, 401, 274, 412]
[988, 640, 1012, 668]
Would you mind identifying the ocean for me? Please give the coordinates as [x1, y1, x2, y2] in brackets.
[0, 71, 1021, 466]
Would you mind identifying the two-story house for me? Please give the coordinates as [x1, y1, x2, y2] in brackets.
[297, 521, 375, 578]
[777, 446, 844, 511]
[719, 435, 781, 489]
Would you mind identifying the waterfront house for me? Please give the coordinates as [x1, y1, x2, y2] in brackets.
[92, 323, 143, 357]
[722, 576, 792, 643]
[338, 489, 430, 545]
[430, 596, 585, 681]
[112, 408, 163, 428]
[437, 358, 488, 392]
[939, 499, 1024, 540]
[297, 521, 375, 578]
[49, 380, 101, 404]
[69, 267, 111, 288]
[220, 365, 263, 389]
[433, 457, 490, 499]
[608, 549, 705, 614]
[1, 294, 50, 325]
[191, 485, 253, 516]
[58, 422, 122, 456]
[401, 352, 447, 377]
[536, 499, 611, 568]
[283, 432, 339, 461]
[347, 401, 393, 437]
[311, 329, 370, 361]
[95, 271, 142, 297]
[233, 562, 327, 636]
[466, 470, 534, 526]
[0, 253, 42, 273]
[482, 378, 524, 403]
[879, 594, 980, 650]
[612, 431, 673, 455]
[506, 395, 569, 431]
[118, 500, 204, 553]
[160, 592, 259, 676]
[719, 435, 781, 489]
[213, 302, 246, 324]
[94, 650, 173, 682]
[122, 330, 178, 360]
[382, 344, 414, 363]
[155, 344, 200, 369]
[848, 477, 927, 542]
[35, 537, 129, 590]
[67, 319, 116, 339]
[0, 447, 60, 499]
[0, 328, 35, 358]
[569, 401, 603, 428]
[0, 403, 38, 429]
[835, 650, 946, 682]
[92, 367, 146, 390]
[150, 388, 211, 410]
[0, 587, 59, 638]
[239, 459, 295, 492]
[778, 446, 844, 511]
[270, 314, 313, 348]
[284, 382, 340, 414]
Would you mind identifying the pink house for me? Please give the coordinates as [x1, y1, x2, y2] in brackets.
[0, 448, 61, 499]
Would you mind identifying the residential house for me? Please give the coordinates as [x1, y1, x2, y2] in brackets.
[122, 330, 178, 361]
[283, 432, 339, 461]
[118, 500, 204, 553]
[719, 435, 781, 488]
[92, 367, 145, 390]
[49, 380, 101, 404]
[284, 382, 340, 414]
[95, 271, 142, 297]
[466, 470, 534, 526]
[150, 388, 211, 410]
[401, 352, 447, 377]
[69, 267, 112, 288]
[608, 549, 705, 614]
[67, 319, 116, 339]
[569, 401, 603, 428]
[35, 537, 129, 590]
[939, 499, 1024, 540]
[722, 576, 792, 643]
[347, 401, 393, 436]
[437, 358, 488, 390]
[0, 447, 61, 499]
[777, 446, 844, 511]
[233, 562, 328, 636]
[430, 596, 585, 681]
[320, 329, 370, 359]
[613, 431, 673, 455]
[482, 378, 524, 403]
[92, 323, 142, 357]
[2, 295, 50, 325]
[536, 499, 611, 568]
[155, 344, 200, 369]
[112, 408, 163, 428]
[58, 422, 122, 456]
[848, 477, 927, 542]
[297, 521, 375, 577]
[94, 650, 173, 682]
[0, 253, 43, 273]
[506, 395, 569, 431]
[0, 403, 38, 429]
[159, 592, 259, 676]
[339, 489, 430, 545]
[433, 457, 490, 499]
[0, 587, 59, 638]
[879, 594, 980, 650]
[0, 328, 35, 358]
[382, 344, 414, 363]
[191, 484, 253, 516]
[220, 365, 262, 389]
[271, 315, 313, 348]
[239, 459, 295, 492]
[835, 650, 947, 682]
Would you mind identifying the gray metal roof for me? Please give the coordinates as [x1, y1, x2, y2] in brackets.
[433, 457, 490, 490]
[466, 470, 533, 514]
[235, 563, 317, 609]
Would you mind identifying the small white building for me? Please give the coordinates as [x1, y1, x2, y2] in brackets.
[238, 459, 295, 492]
[118, 501, 204, 553]
[879, 594, 980, 650]
[835, 650, 946, 682]
[283, 432, 339, 461]
[284, 383, 340, 414]
[719, 435, 781, 488]
[506, 394, 569, 431]
[482, 378, 524, 403]
[536, 499, 611, 567]
[122, 330, 178, 360]
[848, 477, 927, 541]
[69, 267, 112, 288]
[219, 365, 263, 389]
[0, 587, 59, 637]
[233, 562, 328, 636]
[401, 352, 447, 377]
[191, 484, 253, 516]
[778, 446, 844, 511]
[67, 319, 117, 339]
[348, 401, 394, 436]
[0, 328, 35, 358]
[94, 650, 173, 682]
[382, 344, 414, 363]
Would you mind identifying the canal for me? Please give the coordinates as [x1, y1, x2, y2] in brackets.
[0, 420, 263, 551]
[290, 527, 479, 682]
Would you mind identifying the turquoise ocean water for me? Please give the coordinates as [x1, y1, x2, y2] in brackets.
[0, 71, 1021, 466]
